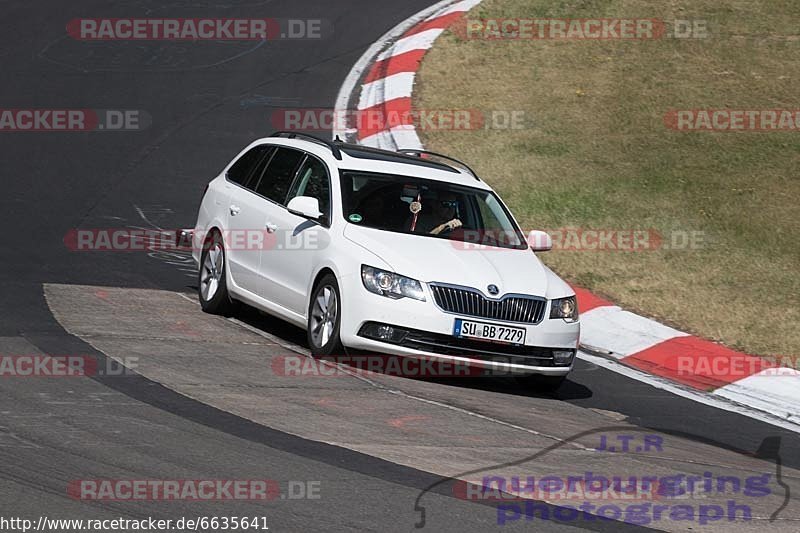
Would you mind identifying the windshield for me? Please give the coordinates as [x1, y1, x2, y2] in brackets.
[340, 172, 528, 250]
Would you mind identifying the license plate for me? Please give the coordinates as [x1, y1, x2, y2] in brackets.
[453, 319, 526, 345]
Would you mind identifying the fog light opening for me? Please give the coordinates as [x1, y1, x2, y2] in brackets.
[359, 323, 408, 343]
[553, 349, 575, 366]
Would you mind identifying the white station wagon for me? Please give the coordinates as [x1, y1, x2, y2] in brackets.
[186, 132, 580, 389]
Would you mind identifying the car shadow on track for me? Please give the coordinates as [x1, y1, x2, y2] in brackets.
[375, 372, 594, 401]
[425, 375, 593, 401]
[222, 300, 593, 402]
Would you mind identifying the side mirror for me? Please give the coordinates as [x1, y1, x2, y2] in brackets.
[527, 230, 553, 252]
[287, 196, 322, 220]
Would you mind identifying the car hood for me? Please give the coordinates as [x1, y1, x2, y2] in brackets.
[344, 225, 571, 299]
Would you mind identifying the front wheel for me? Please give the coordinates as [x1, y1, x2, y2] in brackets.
[307, 274, 344, 356]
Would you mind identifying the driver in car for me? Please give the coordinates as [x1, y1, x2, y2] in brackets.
[411, 192, 462, 235]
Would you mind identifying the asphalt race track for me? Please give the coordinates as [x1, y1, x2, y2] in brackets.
[1, 1, 799, 531]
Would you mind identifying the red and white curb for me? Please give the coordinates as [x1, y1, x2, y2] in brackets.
[334, 0, 483, 150]
[333, 0, 800, 430]
[574, 288, 799, 424]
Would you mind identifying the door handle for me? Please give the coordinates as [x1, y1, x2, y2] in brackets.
[265, 222, 278, 233]
[229, 205, 241, 216]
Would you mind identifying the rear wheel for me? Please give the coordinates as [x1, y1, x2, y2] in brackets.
[514, 374, 566, 391]
[308, 274, 344, 356]
[198, 232, 237, 316]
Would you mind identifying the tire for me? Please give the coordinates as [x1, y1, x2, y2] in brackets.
[515, 374, 566, 391]
[307, 274, 344, 356]
[198, 232, 237, 316]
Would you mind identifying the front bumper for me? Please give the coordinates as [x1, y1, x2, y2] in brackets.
[339, 278, 580, 376]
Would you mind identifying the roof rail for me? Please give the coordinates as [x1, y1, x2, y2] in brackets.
[396, 149, 480, 181]
[270, 131, 342, 160]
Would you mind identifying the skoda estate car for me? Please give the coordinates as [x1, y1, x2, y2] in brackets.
[187, 132, 580, 388]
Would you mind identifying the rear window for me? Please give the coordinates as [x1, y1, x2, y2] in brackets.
[227, 145, 273, 189]
[254, 147, 305, 204]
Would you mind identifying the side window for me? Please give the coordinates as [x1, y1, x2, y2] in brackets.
[254, 147, 305, 204]
[226, 145, 273, 189]
[288, 156, 331, 222]
[246, 147, 276, 190]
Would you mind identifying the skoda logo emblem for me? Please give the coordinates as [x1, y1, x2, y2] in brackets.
[487, 284, 499, 295]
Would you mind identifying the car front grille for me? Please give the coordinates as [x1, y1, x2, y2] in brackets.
[357, 322, 557, 365]
[429, 284, 546, 324]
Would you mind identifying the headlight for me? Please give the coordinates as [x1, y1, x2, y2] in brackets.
[361, 265, 426, 301]
[550, 296, 578, 322]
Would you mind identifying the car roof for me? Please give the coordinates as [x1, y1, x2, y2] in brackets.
[251, 135, 493, 191]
